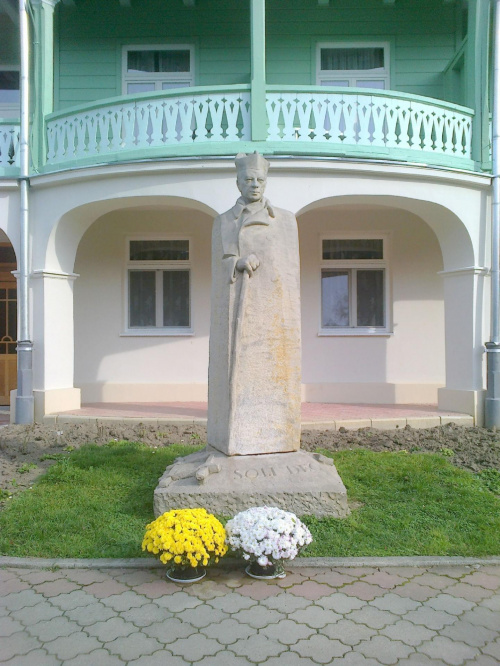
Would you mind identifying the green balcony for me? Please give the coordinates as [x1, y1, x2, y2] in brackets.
[0, 86, 475, 175]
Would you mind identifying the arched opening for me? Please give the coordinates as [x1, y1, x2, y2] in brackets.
[73, 203, 214, 403]
[296, 198, 449, 405]
[34, 176, 483, 420]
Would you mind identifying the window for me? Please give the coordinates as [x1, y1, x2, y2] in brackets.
[317, 43, 389, 89]
[126, 238, 191, 333]
[320, 237, 390, 334]
[0, 68, 20, 117]
[123, 46, 194, 94]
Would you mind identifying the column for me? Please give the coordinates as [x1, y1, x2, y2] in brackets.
[30, 270, 81, 420]
[30, 0, 59, 171]
[466, 0, 491, 169]
[438, 267, 488, 423]
[250, 0, 267, 141]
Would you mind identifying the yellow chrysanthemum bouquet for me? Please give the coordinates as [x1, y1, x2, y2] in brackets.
[142, 508, 228, 581]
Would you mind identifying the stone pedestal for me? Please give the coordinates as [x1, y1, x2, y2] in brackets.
[153, 448, 350, 518]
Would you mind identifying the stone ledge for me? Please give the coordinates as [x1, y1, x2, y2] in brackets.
[2, 555, 500, 570]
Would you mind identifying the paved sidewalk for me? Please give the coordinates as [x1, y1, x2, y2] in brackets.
[45, 401, 474, 430]
[1, 560, 499, 665]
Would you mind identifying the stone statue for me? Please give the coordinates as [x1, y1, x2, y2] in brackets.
[207, 152, 301, 456]
[153, 153, 349, 519]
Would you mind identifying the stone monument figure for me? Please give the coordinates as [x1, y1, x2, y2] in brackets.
[153, 153, 349, 519]
[207, 152, 301, 456]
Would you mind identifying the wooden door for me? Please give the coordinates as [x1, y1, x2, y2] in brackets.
[0, 281, 17, 405]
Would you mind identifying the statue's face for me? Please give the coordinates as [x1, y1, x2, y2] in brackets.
[237, 168, 267, 203]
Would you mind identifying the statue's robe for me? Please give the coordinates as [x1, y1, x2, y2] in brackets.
[207, 197, 301, 456]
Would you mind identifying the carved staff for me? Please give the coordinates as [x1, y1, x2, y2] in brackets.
[228, 269, 250, 443]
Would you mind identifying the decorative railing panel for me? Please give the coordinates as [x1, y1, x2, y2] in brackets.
[0, 122, 20, 169]
[266, 88, 473, 161]
[39, 86, 478, 172]
[46, 87, 251, 165]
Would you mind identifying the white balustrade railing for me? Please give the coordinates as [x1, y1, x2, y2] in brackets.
[0, 123, 20, 169]
[42, 86, 476, 169]
[46, 87, 251, 164]
[266, 88, 473, 161]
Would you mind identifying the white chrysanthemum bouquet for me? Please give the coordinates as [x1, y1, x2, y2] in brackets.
[225, 506, 312, 570]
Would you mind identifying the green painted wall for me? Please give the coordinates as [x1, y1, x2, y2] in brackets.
[55, 0, 459, 111]
[266, 0, 457, 100]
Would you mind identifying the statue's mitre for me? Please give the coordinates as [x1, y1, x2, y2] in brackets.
[235, 151, 270, 174]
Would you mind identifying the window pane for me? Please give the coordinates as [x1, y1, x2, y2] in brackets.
[355, 79, 385, 89]
[0, 71, 20, 103]
[320, 79, 350, 87]
[127, 50, 190, 74]
[323, 239, 383, 260]
[321, 47, 385, 71]
[130, 240, 189, 261]
[322, 270, 349, 327]
[7, 300, 16, 340]
[163, 270, 190, 327]
[162, 81, 191, 89]
[0, 300, 5, 337]
[357, 270, 384, 327]
[127, 82, 156, 94]
[158, 50, 190, 73]
[127, 51, 156, 73]
[129, 271, 156, 327]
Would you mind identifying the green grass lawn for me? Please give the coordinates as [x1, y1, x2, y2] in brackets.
[0, 442, 499, 559]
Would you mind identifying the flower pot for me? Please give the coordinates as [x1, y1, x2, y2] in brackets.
[245, 561, 286, 580]
[166, 566, 206, 584]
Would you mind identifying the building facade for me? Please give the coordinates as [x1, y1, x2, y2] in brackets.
[0, 0, 493, 423]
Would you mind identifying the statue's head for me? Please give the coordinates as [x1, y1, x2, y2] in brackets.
[235, 152, 270, 204]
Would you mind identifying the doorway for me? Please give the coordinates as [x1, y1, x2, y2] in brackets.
[0, 242, 17, 405]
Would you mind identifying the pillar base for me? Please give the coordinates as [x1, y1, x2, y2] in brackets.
[31, 388, 81, 421]
[437, 388, 484, 425]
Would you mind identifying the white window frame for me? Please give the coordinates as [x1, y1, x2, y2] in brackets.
[316, 42, 390, 89]
[0, 65, 20, 118]
[122, 44, 195, 95]
[122, 235, 193, 337]
[319, 232, 392, 336]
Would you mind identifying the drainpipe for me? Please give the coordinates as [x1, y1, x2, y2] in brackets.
[15, 0, 34, 424]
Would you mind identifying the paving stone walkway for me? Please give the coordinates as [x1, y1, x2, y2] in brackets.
[1, 561, 499, 665]
[47, 401, 474, 430]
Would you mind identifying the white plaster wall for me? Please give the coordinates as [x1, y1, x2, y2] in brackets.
[73, 207, 212, 401]
[74, 200, 445, 403]
[30, 160, 488, 277]
[299, 205, 445, 400]
[25, 158, 489, 410]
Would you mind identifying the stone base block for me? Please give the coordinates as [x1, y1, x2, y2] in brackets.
[154, 448, 350, 518]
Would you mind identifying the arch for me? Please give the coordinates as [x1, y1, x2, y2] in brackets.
[296, 195, 476, 272]
[45, 196, 218, 275]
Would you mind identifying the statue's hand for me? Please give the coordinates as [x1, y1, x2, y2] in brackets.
[236, 254, 260, 276]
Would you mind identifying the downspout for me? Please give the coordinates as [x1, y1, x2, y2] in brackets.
[15, 0, 34, 424]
